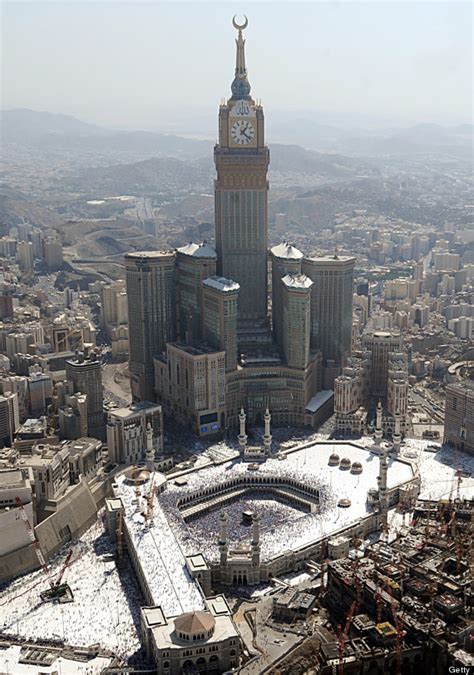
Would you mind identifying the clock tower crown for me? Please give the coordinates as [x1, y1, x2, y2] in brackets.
[230, 15, 251, 100]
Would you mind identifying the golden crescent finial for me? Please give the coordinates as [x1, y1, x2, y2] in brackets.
[232, 15, 248, 31]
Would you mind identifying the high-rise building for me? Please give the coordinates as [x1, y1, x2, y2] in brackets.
[43, 238, 63, 270]
[100, 281, 128, 339]
[270, 243, 303, 351]
[65, 353, 103, 437]
[281, 273, 312, 370]
[27, 372, 53, 417]
[302, 254, 355, 380]
[214, 23, 269, 320]
[0, 393, 19, 447]
[444, 382, 474, 456]
[361, 331, 404, 399]
[176, 243, 217, 345]
[17, 241, 34, 275]
[125, 251, 176, 401]
[202, 277, 240, 372]
[58, 392, 88, 440]
[106, 402, 163, 465]
[154, 344, 226, 436]
[125, 19, 349, 432]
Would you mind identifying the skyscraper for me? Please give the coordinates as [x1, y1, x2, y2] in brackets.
[125, 18, 353, 432]
[302, 254, 355, 383]
[176, 243, 217, 345]
[270, 243, 303, 351]
[281, 273, 313, 370]
[214, 18, 269, 321]
[65, 353, 104, 437]
[202, 277, 240, 372]
[125, 251, 176, 401]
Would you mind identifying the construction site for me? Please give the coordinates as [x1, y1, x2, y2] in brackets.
[0, 435, 472, 674]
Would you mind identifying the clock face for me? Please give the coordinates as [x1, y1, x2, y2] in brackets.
[230, 120, 255, 145]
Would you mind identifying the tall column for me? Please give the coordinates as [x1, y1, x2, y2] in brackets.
[263, 408, 272, 454]
[378, 447, 389, 526]
[374, 400, 383, 448]
[251, 512, 260, 566]
[392, 411, 402, 454]
[145, 422, 154, 471]
[238, 408, 248, 452]
[219, 509, 228, 566]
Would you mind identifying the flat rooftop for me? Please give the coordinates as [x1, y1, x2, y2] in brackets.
[113, 473, 205, 616]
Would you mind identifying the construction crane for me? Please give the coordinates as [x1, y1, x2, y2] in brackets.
[337, 600, 357, 675]
[16, 497, 50, 581]
[15, 497, 73, 602]
[390, 600, 405, 675]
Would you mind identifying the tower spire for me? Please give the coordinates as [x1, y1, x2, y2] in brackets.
[231, 16, 251, 100]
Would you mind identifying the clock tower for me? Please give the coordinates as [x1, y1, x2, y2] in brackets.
[214, 17, 269, 321]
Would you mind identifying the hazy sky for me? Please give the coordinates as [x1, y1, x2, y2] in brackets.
[2, 1, 472, 131]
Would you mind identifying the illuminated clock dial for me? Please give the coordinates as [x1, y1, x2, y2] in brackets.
[230, 120, 255, 145]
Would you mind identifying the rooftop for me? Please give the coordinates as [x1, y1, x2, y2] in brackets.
[124, 250, 174, 260]
[177, 242, 217, 260]
[281, 273, 313, 290]
[202, 276, 240, 293]
[271, 242, 303, 260]
[174, 610, 215, 634]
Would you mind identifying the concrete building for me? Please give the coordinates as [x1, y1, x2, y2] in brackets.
[65, 353, 103, 437]
[281, 273, 312, 369]
[361, 331, 404, 399]
[67, 437, 102, 483]
[43, 238, 63, 270]
[302, 254, 355, 385]
[17, 241, 34, 274]
[125, 251, 176, 401]
[155, 344, 226, 437]
[176, 242, 217, 345]
[0, 392, 19, 447]
[141, 604, 240, 675]
[444, 381, 474, 455]
[0, 375, 28, 421]
[202, 276, 239, 372]
[0, 468, 34, 557]
[58, 392, 88, 440]
[100, 280, 128, 339]
[433, 250, 460, 272]
[110, 324, 129, 360]
[26, 443, 70, 505]
[270, 242, 303, 352]
[106, 402, 163, 465]
[27, 372, 53, 417]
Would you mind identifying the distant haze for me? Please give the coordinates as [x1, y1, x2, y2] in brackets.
[2, 1, 472, 134]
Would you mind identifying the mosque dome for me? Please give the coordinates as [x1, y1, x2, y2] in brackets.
[174, 611, 216, 642]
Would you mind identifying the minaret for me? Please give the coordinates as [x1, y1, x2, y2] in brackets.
[374, 400, 383, 448]
[392, 411, 402, 454]
[238, 408, 248, 452]
[145, 422, 154, 471]
[263, 408, 272, 454]
[251, 512, 260, 566]
[218, 509, 228, 567]
[378, 445, 389, 525]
